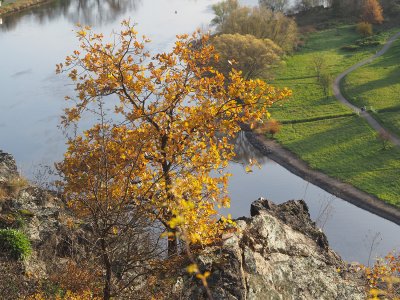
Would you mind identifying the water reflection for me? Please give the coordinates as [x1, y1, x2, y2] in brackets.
[233, 131, 267, 165]
[0, 0, 141, 31]
[0, 0, 398, 264]
[227, 132, 400, 264]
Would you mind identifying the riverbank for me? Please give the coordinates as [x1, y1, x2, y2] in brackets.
[245, 130, 400, 226]
[0, 0, 51, 17]
[270, 25, 400, 208]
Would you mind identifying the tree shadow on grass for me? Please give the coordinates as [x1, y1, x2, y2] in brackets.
[344, 67, 400, 105]
[281, 116, 400, 177]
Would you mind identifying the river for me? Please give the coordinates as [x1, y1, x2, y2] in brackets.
[0, 0, 399, 264]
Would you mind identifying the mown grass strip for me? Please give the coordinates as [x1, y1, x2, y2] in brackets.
[276, 115, 400, 207]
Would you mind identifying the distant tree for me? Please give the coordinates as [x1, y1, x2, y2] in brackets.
[265, 119, 281, 138]
[331, 0, 363, 16]
[212, 34, 283, 79]
[312, 53, 326, 80]
[212, 2, 298, 52]
[361, 0, 384, 24]
[376, 130, 391, 150]
[357, 21, 373, 36]
[259, 0, 289, 12]
[379, 0, 400, 16]
[319, 71, 332, 98]
[211, 0, 239, 27]
[294, 0, 325, 11]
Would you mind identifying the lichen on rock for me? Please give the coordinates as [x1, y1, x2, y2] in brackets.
[177, 198, 366, 300]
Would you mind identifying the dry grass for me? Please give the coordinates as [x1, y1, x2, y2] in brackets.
[7, 177, 29, 196]
[0, 177, 29, 200]
[0, 188, 7, 201]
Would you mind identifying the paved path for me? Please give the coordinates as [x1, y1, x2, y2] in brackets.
[333, 31, 400, 147]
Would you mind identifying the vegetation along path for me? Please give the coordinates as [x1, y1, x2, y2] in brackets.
[333, 31, 400, 147]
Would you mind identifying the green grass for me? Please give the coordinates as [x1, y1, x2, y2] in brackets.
[0, 229, 32, 260]
[276, 116, 400, 207]
[269, 25, 388, 122]
[264, 25, 400, 207]
[342, 38, 400, 136]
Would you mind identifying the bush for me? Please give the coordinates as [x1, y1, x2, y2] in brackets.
[355, 36, 381, 47]
[357, 22, 373, 36]
[341, 44, 360, 51]
[256, 119, 281, 138]
[0, 229, 32, 260]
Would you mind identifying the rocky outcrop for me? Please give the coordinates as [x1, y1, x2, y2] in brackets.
[0, 150, 18, 183]
[176, 199, 366, 300]
[0, 151, 366, 299]
[0, 151, 85, 298]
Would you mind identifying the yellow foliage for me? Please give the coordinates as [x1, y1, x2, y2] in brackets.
[357, 22, 373, 37]
[28, 290, 99, 300]
[364, 252, 400, 300]
[57, 20, 291, 252]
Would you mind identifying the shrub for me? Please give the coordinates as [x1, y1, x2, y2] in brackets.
[357, 22, 373, 36]
[364, 252, 400, 299]
[341, 44, 360, 51]
[355, 36, 380, 47]
[376, 130, 391, 150]
[6, 176, 29, 195]
[0, 229, 32, 260]
[265, 119, 281, 138]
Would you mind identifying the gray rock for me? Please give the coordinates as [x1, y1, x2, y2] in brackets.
[0, 150, 18, 182]
[179, 199, 365, 300]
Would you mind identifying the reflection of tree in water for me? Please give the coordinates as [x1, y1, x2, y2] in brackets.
[1, 0, 141, 31]
[233, 131, 267, 166]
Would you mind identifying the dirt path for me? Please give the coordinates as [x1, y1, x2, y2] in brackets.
[244, 131, 400, 226]
[333, 31, 400, 146]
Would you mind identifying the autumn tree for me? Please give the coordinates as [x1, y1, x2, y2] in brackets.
[357, 21, 373, 36]
[57, 21, 290, 299]
[361, 0, 384, 24]
[266, 119, 281, 138]
[212, 34, 283, 80]
[212, 1, 298, 52]
[255, 119, 281, 138]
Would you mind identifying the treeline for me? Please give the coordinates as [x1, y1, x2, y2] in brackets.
[293, 0, 399, 18]
[210, 0, 298, 80]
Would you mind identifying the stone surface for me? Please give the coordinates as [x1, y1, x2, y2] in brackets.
[0, 150, 18, 183]
[0, 151, 366, 299]
[0, 151, 84, 287]
[178, 199, 366, 300]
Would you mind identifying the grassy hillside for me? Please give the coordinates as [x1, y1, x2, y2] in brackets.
[266, 25, 400, 207]
[342, 38, 400, 136]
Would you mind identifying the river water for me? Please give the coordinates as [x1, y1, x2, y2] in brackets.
[0, 0, 399, 264]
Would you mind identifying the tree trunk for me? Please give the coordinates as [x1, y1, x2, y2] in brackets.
[167, 229, 178, 257]
[101, 239, 112, 300]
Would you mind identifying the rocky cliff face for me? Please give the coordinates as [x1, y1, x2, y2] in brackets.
[0, 151, 85, 298]
[175, 199, 366, 300]
[0, 151, 366, 299]
[0, 150, 18, 182]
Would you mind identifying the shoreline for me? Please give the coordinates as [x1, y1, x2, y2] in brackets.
[244, 130, 400, 226]
[0, 0, 52, 18]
